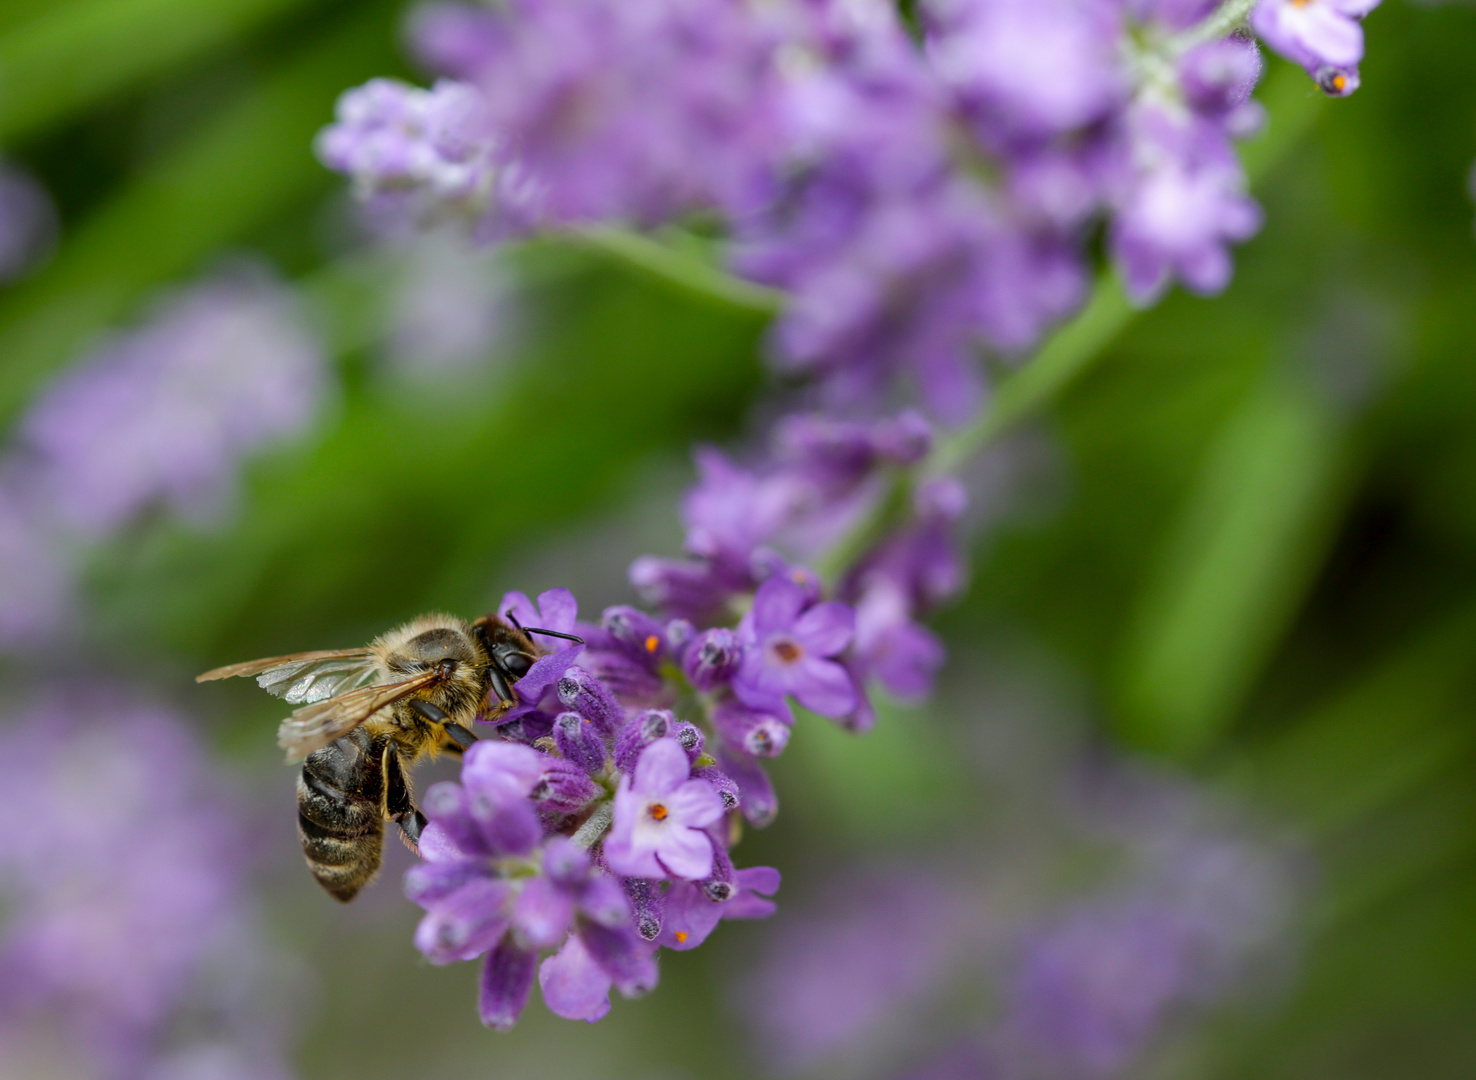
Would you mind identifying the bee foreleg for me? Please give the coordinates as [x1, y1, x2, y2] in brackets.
[444, 721, 478, 750]
[487, 667, 516, 710]
[409, 699, 449, 723]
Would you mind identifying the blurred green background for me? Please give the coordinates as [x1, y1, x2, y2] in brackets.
[5, 0, 1476, 1077]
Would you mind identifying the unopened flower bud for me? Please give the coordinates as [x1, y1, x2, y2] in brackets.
[602, 605, 668, 665]
[700, 843, 735, 902]
[683, 627, 742, 690]
[713, 699, 791, 758]
[623, 877, 666, 941]
[614, 708, 674, 773]
[557, 666, 623, 736]
[1314, 65, 1359, 98]
[674, 721, 705, 761]
[717, 749, 777, 827]
[694, 765, 741, 811]
[554, 711, 607, 776]
[530, 759, 601, 814]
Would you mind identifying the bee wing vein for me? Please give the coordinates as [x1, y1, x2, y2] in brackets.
[276, 671, 441, 762]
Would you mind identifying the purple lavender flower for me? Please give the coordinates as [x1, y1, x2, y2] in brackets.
[0, 692, 296, 1079]
[1250, 0, 1379, 91]
[409, 743, 661, 1027]
[736, 869, 974, 1072]
[315, 77, 505, 225]
[494, 587, 586, 733]
[425, 0, 783, 227]
[657, 866, 780, 950]
[1108, 107, 1262, 303]
[17, 266, 327, 537]
[734, 575, 856, 718]
[604, 739, 723, 879]
[925, 0, 1127, 140]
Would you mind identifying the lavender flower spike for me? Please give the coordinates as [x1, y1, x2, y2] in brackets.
[1250, 0, 1379, 92]
[605, 739, 723, 880]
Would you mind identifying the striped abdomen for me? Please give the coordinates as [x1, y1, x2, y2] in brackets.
[296, 728, 387, 902]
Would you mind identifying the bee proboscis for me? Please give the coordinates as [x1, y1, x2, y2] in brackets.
[197, 610, 582, 901]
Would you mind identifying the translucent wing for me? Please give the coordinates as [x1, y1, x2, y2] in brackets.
[196, 649, 377, 705]
[276, 670, 441, 763]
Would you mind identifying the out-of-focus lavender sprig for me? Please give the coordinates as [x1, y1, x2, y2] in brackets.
[315, 0, 1348, 1036]
[735, 754, 1302, 1079]
[318, 0, 1379, 423]
[0, 264, 329, 647]
[0, 692, 302, 1080]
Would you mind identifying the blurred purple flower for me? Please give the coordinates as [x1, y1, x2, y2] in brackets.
[925, 0, 1127, 140]
[316, 78, 505, 223]
[736, 869, 975, 1072]
[18, 265, 327, 537]
[1251, 0, 1379, 89]
[1109, 106, 1262, 304]
[0, 692, 297, 1080]
[734, 576, 856, 718]
[1005, 828, 1296, 1076]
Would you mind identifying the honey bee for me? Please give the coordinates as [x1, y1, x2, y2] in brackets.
[197, 611, 582, 901]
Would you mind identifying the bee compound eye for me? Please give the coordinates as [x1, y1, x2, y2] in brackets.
[502, 652, 533, 678]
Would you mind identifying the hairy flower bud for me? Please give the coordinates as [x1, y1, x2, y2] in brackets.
[613, 709, 674, 773]
[683, 627, 743, 691]
[694, 765, 741, 812]
[557, 666, 624, 737]
[554, 711, 607, 776]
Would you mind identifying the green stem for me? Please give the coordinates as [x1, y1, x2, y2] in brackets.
[814, 59, 1323, 590]
[571, 800, 614, 850]
[571, 225, 784, 314]
[1172, 0, 1259, 52]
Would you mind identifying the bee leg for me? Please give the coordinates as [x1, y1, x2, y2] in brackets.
[382, 744, 426, 855]
[444, 722, 478, 750]
[487, 667, 517, 711]
[397, 809, 429, 850]
[409, 699, 449, 723]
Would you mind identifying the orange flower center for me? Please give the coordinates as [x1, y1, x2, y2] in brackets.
[644, 634, 660, 653]
[674, 931, 689, 943]
[773, 640, 803, 663]
[650, 803, 668, 821]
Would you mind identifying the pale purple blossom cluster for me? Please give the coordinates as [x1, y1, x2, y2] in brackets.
[318, 0, 1381, 423]
[0, 693, 298, 1080]
[736, 763, 1299, 1079]
[0, 265, 327, 646]
[631, 410, 965, 733]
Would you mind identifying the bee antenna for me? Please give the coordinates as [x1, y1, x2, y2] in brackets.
[523, 626, 585, 645]
[505, 608, 584, 645]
